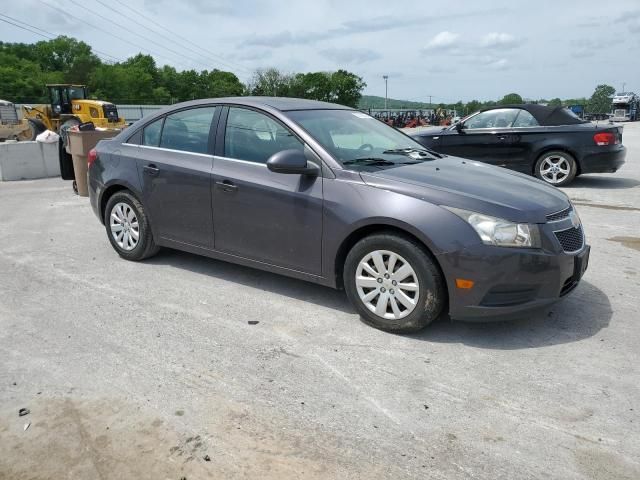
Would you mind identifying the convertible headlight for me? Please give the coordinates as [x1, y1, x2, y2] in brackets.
[444, 207, 540, 248]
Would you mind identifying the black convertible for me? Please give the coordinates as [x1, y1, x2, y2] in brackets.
[411, 104, 626, 186]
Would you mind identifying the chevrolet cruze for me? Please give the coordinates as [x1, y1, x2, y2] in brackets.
[88, 97, 589, 332]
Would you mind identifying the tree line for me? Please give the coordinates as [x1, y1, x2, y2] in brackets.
[362, 87, 618, 115]
[0, 36, 366, 107]
[0, 36, 618, 114]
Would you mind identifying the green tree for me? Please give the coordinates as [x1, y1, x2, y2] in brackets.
[329, 70, 366, 107]
[33, 36, 100, 84]
[248, 68, 292, 97]
[548, 98, 563, 107]
[588, 84, 615, 113]
[499, 93, 523, 105]
[200, 70, 244, 98]
[465, 100, 482, 114]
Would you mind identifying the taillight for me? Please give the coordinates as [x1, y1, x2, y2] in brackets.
[87, 148, 98, 168]
[593, 132, 618, 146]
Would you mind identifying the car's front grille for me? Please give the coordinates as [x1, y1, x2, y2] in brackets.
[554, 226, 584, 253]
[546, 206, 572, 222]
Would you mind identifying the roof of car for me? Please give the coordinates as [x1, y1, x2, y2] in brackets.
[175, 96, 354, 112]
[481, 103, 587, 126]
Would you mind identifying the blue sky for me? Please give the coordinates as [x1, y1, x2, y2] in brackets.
[2, 0, 639, 102]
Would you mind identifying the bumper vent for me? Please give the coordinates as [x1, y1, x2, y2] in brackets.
[560, 276, 578, 296]
[546, 206, 571, 222]
[554, 226, 584, 253]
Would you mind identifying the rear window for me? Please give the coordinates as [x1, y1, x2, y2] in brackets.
[159, 107, 217, 154]
[143, 118, 163, 147]
[512, 110, 539, 127]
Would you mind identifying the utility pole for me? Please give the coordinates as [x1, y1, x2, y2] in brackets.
[383, 75, 388, 110]
[622, 82, 626, 93]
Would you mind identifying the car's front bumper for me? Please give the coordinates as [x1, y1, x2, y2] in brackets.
[579, 145, 626, 174]
[436, 242, 590, 322]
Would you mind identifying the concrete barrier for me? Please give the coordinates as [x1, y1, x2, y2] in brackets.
[0, 141, 60, 181]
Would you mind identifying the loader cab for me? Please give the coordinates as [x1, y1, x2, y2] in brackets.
[47, 84, 87, 117]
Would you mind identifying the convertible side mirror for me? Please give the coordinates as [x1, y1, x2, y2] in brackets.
[455, 122, 466, 133]
[266, 149, 320, 176]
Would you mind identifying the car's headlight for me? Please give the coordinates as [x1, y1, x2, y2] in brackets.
[443, 206, 540, 248]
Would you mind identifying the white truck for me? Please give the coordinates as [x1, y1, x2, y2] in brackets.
[610, 92, 639, 122]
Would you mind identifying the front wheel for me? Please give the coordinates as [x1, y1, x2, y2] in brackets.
[343, 233, 445, 332]
[104, 191, 159, 261]
[534, 151, 577, 187]
[21, 119, 45, 141]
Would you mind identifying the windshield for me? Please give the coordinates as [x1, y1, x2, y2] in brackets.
[68, 86, 87, 100]
[287, 109, 436, 168]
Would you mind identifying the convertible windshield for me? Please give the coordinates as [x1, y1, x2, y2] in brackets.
[288, 109, 435, 167]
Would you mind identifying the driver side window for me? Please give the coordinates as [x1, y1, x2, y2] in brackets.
[464, 109, 519, 129]
[224, 107, 303, 164]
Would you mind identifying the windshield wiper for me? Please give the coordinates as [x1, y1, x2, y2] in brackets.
[383, 147, 443, 159]
[342, 157, 395, 166]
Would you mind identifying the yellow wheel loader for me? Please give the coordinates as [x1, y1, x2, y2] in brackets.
[21, 84, 126, 140]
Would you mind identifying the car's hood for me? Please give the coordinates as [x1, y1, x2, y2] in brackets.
[359, 157, 569, 223]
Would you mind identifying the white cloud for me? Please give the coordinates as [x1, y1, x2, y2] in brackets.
[320, 48, 381, 65]
[486, 58, 509, 70]
[480, 32, 521, 49]
[423, 31, 460, 51]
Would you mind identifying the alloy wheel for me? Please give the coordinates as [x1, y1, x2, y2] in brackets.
[110, 202, 139, 251]
[355, 250, 419, 320]
[539, 155, 571, 184]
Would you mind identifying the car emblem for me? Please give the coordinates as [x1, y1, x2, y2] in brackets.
[568, 210, 580, 229]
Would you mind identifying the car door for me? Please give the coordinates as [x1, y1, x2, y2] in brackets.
[506, 109, 540, 173]
[212, 106, 323, 275]
[135, 106, 219, 248]
[440, 108, 520, 165]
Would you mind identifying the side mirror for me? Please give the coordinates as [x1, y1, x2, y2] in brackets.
[455, 122, 466, 133]
[266, 149, 320, 176]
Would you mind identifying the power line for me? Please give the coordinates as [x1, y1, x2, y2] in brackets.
[0, 13, 121, 63]
[0, 15, 53, 39]
[110, 0, 252, 74]
[37, 0, 194, 70]
[65, 0, 205, 70]
[86, 0, 246, 73]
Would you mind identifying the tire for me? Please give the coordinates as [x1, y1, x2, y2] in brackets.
[104, 191, 159, 261]
[343, 233, 445, 333]
[25, 119, 46, 141]
[534, 151, 577, 187]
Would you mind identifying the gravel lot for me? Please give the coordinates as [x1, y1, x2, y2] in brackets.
[1, 123, 639, 480]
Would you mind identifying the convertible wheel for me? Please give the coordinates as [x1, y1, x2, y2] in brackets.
[104, 191, 159, 261]
[534, 151, 577, 187]
[344, 233, 445, 332]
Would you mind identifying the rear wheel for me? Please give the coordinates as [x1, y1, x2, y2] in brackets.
[104, 191, 159, 261]
[534, 151, 577, 187]
[344, 233, 445, 332]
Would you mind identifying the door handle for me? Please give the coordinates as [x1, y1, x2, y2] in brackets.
[143, 164, 160, 176]
[216, 180, 238, 192]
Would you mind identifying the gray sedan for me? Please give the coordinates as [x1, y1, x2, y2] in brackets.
[88, 97, 589, 332]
